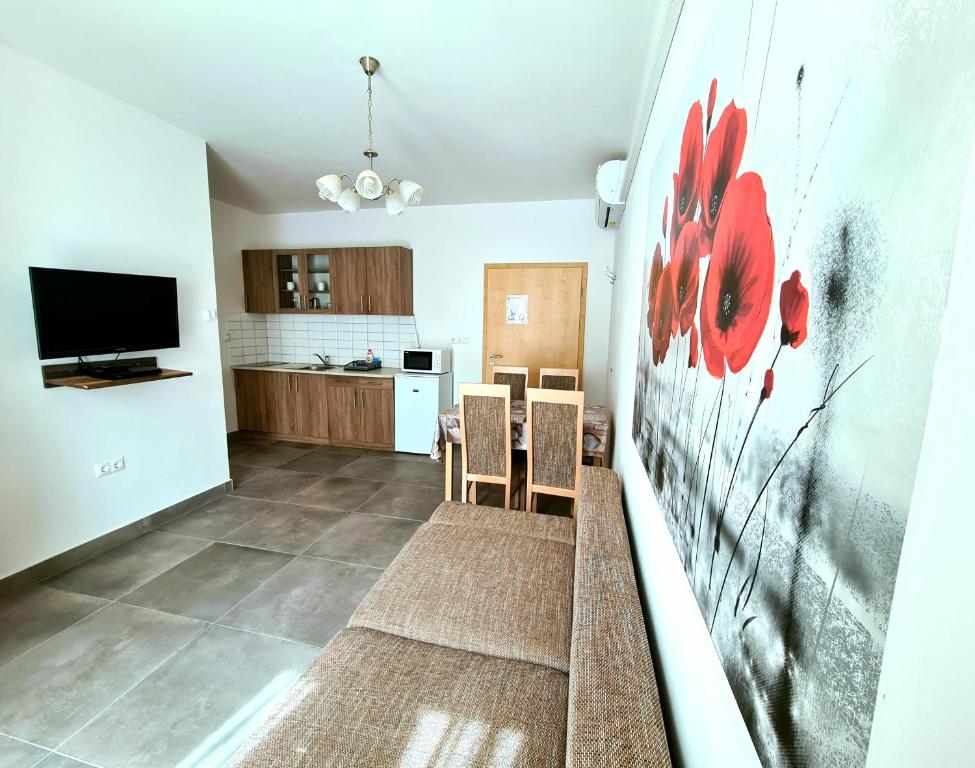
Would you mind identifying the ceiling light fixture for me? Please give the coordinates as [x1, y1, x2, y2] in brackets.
[315, 56, 423, 215]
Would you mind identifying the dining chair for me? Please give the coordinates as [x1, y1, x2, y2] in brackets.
[492, 365, 529, 401]
[459, 382, 523, 509]
[539, 367, 580, 391]
[526, 387, 585, 517]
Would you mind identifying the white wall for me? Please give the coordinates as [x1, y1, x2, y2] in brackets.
[211, 198, 616, 425]
[0, 45, 229, 579]
[211, 198, 263, 430]
[605, 0, 975, 766]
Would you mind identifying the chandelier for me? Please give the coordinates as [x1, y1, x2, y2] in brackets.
[315, 56, 423, 215]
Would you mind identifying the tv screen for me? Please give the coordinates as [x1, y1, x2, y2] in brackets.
[29, 267, 180, 360]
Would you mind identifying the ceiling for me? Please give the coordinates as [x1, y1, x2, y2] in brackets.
[0, 0, 668, 213]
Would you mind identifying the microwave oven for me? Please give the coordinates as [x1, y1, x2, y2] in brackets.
[401, 348, 452, 374]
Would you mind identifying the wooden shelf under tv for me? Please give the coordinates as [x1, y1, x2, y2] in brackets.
[41, 356, 192, 390]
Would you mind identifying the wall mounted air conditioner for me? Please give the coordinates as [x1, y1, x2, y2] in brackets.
[595, 159, 627, 229]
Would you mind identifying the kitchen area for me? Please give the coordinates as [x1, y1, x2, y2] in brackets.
[227, 246, 452, 455]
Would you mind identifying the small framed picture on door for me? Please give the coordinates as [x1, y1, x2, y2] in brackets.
[506, 294, 528, 324]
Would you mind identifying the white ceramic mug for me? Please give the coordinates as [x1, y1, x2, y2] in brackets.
[286, 281, 295, 291]
[317, 281, 326, 291]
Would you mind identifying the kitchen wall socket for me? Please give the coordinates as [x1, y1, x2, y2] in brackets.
[95, 456, 126, 478]
[450, 336, 470, 344]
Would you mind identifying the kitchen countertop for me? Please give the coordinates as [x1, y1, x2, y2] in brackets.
[231, 362, 401, 379]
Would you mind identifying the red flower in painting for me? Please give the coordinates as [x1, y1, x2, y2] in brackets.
[762, 368, 774, 399]
[652, 262, 678, 365]
[688, 324, 700, 368]
[670, 101, 704, 253]
[646, 243, 664, 336]
[700, 101, 747, 249]
[699, 172, 775, 378]
[673, 222, 702, 335]
[662, 197, 669, 239]
[779, 270, 810, 348]
[707, 79, 718, 132]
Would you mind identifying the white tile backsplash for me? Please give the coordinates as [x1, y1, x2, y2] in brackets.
[225, 313, 420, 366]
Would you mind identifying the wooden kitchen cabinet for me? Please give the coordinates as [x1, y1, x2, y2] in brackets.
[327, 376, 395, 450]
[242, 246, 412, 316]
[235, 370, 393, 449]
[235, 369, 296, 435]
[241, 250, 277, 314]
[295, 374, 330, 439]
[359, 383, 395, 447]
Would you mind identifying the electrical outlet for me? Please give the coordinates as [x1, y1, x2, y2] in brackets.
[450, 336, 470, 344]
[95, 456, 126, 478]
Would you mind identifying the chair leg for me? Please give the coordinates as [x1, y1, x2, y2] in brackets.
[468, 481, 477, 504]
[504, 480, 511, 510]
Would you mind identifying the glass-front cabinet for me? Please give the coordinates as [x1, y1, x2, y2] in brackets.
[274, 251, 303, 312]
[304, 250, 332, 312]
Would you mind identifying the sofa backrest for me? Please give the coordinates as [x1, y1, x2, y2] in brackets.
[566, 466, 672, 767]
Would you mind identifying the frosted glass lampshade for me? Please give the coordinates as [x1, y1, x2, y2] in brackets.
[315, 174, 343, 202]
[337, 188, 361, 212]
[398, 179, 423, 206]
[385, 189, 406, 216]
[355, 169, 384, 200]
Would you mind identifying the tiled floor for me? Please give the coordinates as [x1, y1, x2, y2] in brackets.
[0, 434, 446, 768]
[0, 434, 569, 767]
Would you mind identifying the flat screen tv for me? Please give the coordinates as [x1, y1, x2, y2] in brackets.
[29, 267, 180, 360]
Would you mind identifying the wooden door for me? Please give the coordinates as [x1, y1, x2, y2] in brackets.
[482, 263, 587, 390]
[295, 374, 329, 439]
[326, 379, 359, 444]
[264, 373, 297, 434]
[330, 248, 365, 314]
[365, 248, 401, 315]
[359, 382, 394, 448]
[235, 369, 268, 431]
[241, 250, 276, 314]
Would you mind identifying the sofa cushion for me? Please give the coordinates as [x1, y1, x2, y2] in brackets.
[349, 522, 574, 672]
[567, 467, 672, 767]
[430, 500, 575, 545]
[227, 628, 568, 768]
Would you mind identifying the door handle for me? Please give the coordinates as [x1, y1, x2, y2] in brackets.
[368, 295, 373, 312]
[489, 353, 503, 366]
[360, 295, 365, 312]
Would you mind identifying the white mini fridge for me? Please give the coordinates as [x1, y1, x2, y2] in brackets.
[394, 372, 454, 454]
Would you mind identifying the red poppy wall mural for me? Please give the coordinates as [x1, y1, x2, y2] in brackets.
[630, 1, 973, 766]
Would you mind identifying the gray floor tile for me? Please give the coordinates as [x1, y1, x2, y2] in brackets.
[289, 476, 385, 512]
[229, 463, 262, 489]
[277, 450, 360, 476]
[356, 483, 444, 521]
[0, 587, 107, 668]
[0, 734, 48, 768]
[369, 450, 435, 463]
[44, 532, 209, 601]
[389, 459, 445, 488]
[222, 504, 345, 554]
[160, 495, 277, 540]
[219, 557, 383, 647]
[231, 442, 314, 469]
[120, 543, 293, 621]
[0, 603, 203, 747]
[274, 440, 322, 450]
[59, 625, 316, 768]
[227, 431, 273, 446]
[35, 755, 89, 768]
[231, 468, 322, 502]
[334, 455, 407, 482]
[227, 441, 260, 459]
[304, 514, 422, 568]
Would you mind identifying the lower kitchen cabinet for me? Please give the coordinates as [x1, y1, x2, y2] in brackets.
[235, 370, 394, 449]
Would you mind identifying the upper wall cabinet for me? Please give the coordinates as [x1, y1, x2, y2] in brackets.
[241, 246, 413, 316]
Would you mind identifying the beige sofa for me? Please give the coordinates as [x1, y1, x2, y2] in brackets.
[228, 467, 671, 767]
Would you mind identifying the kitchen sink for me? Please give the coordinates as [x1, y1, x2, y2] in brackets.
[295, 364, 335, 371]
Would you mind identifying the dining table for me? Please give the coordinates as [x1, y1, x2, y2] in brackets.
[430, 400, 610, 501]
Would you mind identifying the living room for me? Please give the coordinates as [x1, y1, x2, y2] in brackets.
[0, 1, 972, 767]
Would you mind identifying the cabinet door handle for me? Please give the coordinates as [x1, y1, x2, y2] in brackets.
[368, 295, 372, 312]
[360, 295, 364, 312]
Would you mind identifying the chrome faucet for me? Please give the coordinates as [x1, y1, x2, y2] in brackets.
[314, 353, 330, 366]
